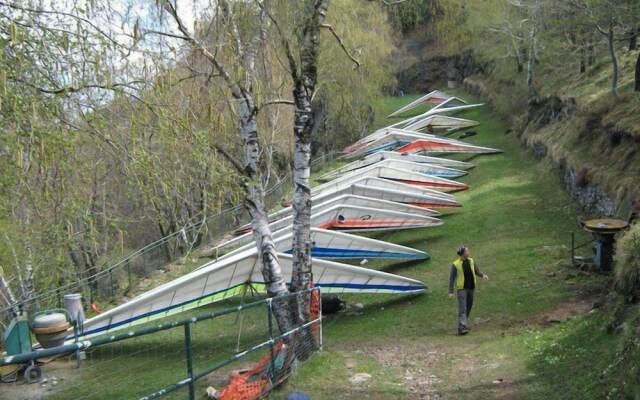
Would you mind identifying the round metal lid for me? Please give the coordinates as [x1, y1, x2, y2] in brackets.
[582, 218, 629, 234]
[32, 312, 67, 329]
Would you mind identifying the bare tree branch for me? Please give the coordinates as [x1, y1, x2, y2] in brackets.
[160, 0, 253, 108]
[321, 23, 361, 68]
[8, 77, 146, 95]
[211, 143, 246, 175]
[0, 1, 127, 49]
[377, 0, 410, 5]
[263, 99, 295, 106]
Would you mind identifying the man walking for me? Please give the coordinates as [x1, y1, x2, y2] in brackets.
[448, 246, 489, 335]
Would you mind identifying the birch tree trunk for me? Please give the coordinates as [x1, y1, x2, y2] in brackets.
[526, 3, 539, 99]
[162, 1, 293, 332]
[607, 23, 618, 96]
[527, 27, 538, 98]
[238, 98, 292, 332]
[271, 0, 331, 360]
[635, 51, 640, 92]
[289, 0, 330, 299]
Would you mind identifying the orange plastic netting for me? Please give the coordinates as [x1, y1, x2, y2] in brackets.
[216, 342, 285, 400]
[216, 289, 320, 400]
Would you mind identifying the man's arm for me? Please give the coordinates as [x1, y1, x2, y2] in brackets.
[474, 262, 484, 278]
[474, 262, 489, 280]
[448, 265, 457, 294]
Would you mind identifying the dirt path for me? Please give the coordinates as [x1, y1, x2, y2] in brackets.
[311, 297, 595, 400]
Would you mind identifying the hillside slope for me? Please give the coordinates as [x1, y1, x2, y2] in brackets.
[279, 93, 614, 399]
[464, 50, 640, 218]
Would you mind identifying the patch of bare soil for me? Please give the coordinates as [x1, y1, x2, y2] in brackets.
[371, 344, 444, 398]
[337, 341, 447, 399]
[525, 299, 593, 327]
[0, 359, 77, 400]
[369, 342, 536, 400]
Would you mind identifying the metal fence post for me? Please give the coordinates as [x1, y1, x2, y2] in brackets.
[127, 260, 132, 290]
[183, 323, 196, 400]
[570, 231, 575, 267]
[109, 269, 115, 299]
[318, 288, 323, 352]
[266, 298, 277, 381]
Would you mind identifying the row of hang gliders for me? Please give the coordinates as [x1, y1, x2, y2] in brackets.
[72, 90, 503, 341]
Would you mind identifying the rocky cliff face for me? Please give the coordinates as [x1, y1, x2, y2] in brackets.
[562, 165, 618, 217]
[396, 50, 485, 93]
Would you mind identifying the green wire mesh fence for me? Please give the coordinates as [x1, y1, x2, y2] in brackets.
[0, 152, 336, 330]
[0, 288, 322, 400]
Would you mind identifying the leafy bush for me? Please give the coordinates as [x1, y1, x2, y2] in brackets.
[614, 223, 640, 298]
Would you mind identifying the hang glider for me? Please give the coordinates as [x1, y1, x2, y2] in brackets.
[310, 178, 459, 210]
[269, 194, 441, 226]
[218, 227, 429, 262]
[401, 115, 479, 133]
[77, 250, 426, 339]
[348, 176, 457, 200]
[318, 158, 467, 182]
[320, 151, 473, 182]
[342, 129, 472, 160]
[397, 138, 502, 155]
[234, 193, 441, 235]
[387, 98, 484, 130]
[221, 204, 442, 251]
[387, 90, 456, 117]
[311, 177, 460, 208]
[342, 128, 435, 155]
[313, 163, 468, 193]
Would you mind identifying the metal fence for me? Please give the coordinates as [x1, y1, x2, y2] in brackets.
[0, 288, 322, 400]
[0, 152, 337, 330]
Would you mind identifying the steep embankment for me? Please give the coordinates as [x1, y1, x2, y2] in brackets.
[463, 51, 640, 218]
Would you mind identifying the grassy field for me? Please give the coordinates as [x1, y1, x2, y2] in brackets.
[3, 92, 618, 400]
[276, 93, 613, 399]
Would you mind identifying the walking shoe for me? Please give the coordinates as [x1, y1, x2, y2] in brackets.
[458, 328, 469, 336]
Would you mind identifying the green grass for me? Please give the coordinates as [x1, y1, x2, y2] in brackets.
[8, 93, 622, 399]
[276, 93, 615, 399]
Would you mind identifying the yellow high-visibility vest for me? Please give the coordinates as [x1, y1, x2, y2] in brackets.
[453, 257, 476, 290]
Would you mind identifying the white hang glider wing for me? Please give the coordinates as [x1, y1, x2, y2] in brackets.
[311, 179, 458, 210]
[78, 250, 426, 338]
[219, 227, 429, 262]
[383, 150, 476, 168]
[311, 177, 460, 208]
[402, 115, 479, 133]
[397, 138, 502, 155]
[260, 194, 442, 228]
[387, 98, 484, 130]
[387, 90, 456, 118]
[312, 164, 469, 193]
[222, 204, 443, 251]
[320, 151, 474, 182]
[317, 158, 467, 183]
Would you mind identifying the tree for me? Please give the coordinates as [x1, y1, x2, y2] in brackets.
[0, 0, 395, 330]
[635, 50, 640, 91]
[0, 0, 290, 320]
[260, 1, 364, 330]
[149, 0, 295, 331]
[570, 0, 637, 96]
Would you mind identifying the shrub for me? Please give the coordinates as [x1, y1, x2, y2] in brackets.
[614, 223, 640, 298]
